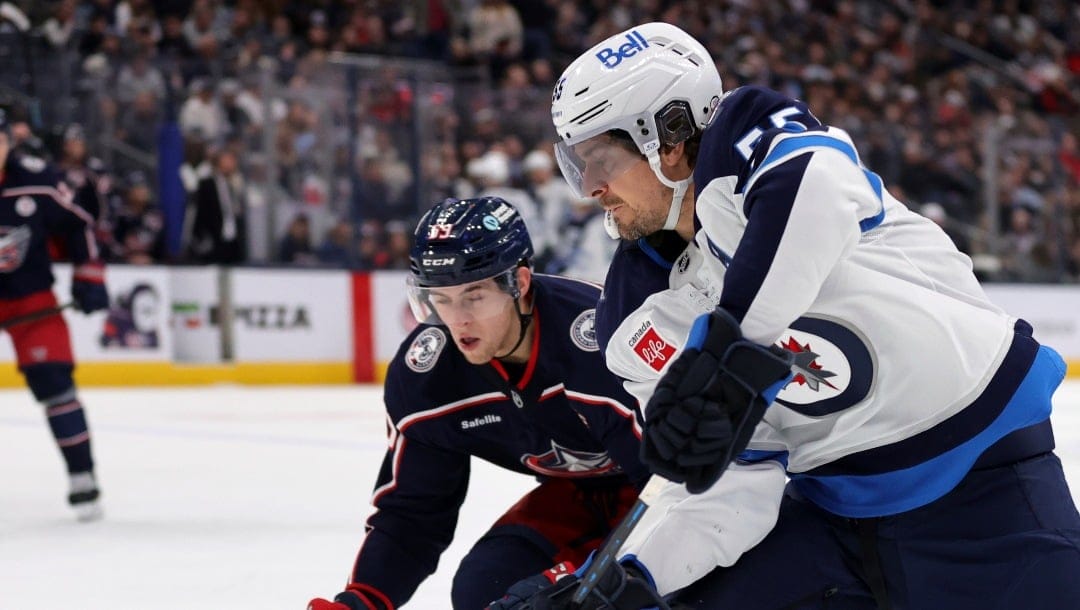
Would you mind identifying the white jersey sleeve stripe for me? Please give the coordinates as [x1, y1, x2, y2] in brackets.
[745, 131, 885, 232]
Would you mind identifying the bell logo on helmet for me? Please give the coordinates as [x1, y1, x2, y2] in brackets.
[595, 30, 650, 68]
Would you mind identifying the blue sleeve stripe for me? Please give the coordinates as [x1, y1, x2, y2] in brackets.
[704, 235, 732, 267]
[748, 133, 885, 233]
[737, 449, 789, 468]
[685, 313, 710, 350]
[859, 170, 885, 231]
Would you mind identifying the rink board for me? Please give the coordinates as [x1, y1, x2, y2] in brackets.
[1, 265, 1078, 386]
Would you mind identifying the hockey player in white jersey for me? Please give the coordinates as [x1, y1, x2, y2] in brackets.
[495, 22, 1080, 610]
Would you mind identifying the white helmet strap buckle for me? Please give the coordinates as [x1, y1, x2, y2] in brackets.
[646, 151, 692, 231]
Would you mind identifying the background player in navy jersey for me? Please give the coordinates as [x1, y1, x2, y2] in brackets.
[307, 196, 649, 610]
[497, 22, 1080, 610]
[0, 109, 109, 521]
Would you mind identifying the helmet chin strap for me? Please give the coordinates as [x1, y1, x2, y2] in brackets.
[603, 210, 620, 239]
[495, 301, 533, 361]
[647, 152, 693, 231]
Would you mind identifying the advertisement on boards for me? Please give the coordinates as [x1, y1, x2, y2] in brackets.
[0, 263, 172, 363]
[170, 266, 222, 363]
[984, 284, 1080, 360]
[230, 268, 352, 362]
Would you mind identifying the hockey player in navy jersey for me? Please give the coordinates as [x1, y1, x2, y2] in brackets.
[496, 22, 1080, 610]
[0, 110, 108, 521]
[306, 196, 650, 610]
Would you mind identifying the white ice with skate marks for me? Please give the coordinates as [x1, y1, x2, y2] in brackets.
[1, 382, 1078, 609]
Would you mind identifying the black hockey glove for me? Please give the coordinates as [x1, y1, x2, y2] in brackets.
[641, 308, 793, 494]
[486, 558, 670, 610]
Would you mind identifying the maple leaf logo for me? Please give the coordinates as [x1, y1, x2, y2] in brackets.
[780, 336, 839, 392]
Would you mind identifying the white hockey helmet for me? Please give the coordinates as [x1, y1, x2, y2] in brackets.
[551, 22, 723, 231]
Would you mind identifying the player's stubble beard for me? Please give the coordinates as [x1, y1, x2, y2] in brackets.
[604, 188, 672, 240]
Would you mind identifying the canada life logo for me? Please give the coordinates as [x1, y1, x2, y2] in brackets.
[596, 30, 650, 68]
[630, 321, 675, 372]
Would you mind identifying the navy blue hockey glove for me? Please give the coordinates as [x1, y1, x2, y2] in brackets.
[486, 557, 671, 610]
[641, 308, 793, 494]
[71, 262, 109, 314]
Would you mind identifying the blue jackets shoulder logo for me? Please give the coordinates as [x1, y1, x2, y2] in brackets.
[570, 309, 599, 352]
[596, 31, 649, 68]
[405, 327, 447, 373]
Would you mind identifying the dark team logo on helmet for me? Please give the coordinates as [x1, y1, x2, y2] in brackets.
[552, 76, 566, 103]
[405, 327, 447, 373]
[522, 440, 619, 477]
[570, 309, 599, 352]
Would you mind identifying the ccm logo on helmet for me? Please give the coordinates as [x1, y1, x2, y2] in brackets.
[596, 31, 649, 68]
[423, 257, 456, 267]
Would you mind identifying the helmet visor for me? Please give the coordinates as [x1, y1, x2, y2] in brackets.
[554, 134, 645, 198]
[406, 270, 517, 326]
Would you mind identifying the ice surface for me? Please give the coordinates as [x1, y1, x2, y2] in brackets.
[2, 382, 1079, 609]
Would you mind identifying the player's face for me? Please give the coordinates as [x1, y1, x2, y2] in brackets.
[557, 134, 670, 240]
[427, 279, 519, 364]
[596, 161, 673, 240]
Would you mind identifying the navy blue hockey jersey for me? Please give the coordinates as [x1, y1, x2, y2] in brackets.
[351, 274, 647, 607]
[0, 152, 99, 299]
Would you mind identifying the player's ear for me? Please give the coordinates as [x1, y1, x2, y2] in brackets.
[659, 141, 686, 168]
[659, 141, 692, 182]
[515, 265, 532, 299]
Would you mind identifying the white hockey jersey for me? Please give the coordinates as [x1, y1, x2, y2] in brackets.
[600, 88, 1065, 595]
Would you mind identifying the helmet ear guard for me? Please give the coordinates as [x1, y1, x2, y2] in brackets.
[655, 101, 696, 148]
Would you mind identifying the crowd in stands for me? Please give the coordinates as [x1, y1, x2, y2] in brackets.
[4, 0, 1078, 283]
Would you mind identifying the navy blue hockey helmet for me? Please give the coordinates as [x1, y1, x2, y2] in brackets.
[407, 197, 535, 326]
[409, 196, 534, 288]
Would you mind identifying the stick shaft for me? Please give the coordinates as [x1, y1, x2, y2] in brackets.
[570, 476, 667, 606]
[0, 302, 73, 331]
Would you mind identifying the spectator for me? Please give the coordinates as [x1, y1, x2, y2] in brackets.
[42, 0, 77, 50]
[466, 0, 524, 78]
[277, 213, 317, 265]
[178, 78, 225, 142]
[116, 90, 164, 154]
[355, 219, 389, 269]
[383, 220, 412, 270]
[189, 149, 247, 264]
[115, 52, 167, 104]
[112, 174, 165, 265]
[316, 219, 357, 268]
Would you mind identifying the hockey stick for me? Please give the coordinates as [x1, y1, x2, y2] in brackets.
[0, 302, 74, 331]
[571, 475, 670, 608]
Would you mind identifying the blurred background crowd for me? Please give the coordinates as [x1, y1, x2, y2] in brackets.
[0, 0, 1077, 284]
